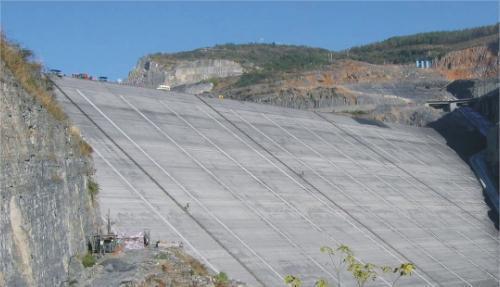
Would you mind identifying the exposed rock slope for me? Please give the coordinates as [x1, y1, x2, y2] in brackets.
[70, 247, 246, 287]
[127, 57, 243, 88]
[0, 64, 99, 286]
[126, 24, 498, 127]
[434, 45, 498, 80]
[213, 60, 451, 110]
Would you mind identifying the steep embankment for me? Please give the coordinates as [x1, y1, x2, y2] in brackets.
[434, 44, 498, 80]
[0, 60, 99, 285]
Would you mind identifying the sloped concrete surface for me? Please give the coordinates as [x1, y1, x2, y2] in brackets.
[53, 77, 498, 287]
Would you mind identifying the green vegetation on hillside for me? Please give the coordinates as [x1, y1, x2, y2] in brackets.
[1, 34, 94, 157]
[150, 43, 333, 86]
[235, 71, 271, 87]
[0, 33, 67, 121]
[142, 23, 498, 87]
[150, 43, 331, 71]
[345, 24, 499, 64]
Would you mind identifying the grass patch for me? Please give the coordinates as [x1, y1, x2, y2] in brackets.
[69, 126, 93, 157]
[81, 253, 96, 268]
[214, 272, 229, 287]
[78, 140, 93, 157]
[87, 178, 99, 201]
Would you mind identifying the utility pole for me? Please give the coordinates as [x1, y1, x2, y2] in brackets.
[107, 209, 111, 234]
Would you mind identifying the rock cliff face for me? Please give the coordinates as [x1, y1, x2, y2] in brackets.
[434, 45, 498, 80]
[127, 57, 243, 88]
[0, 65, 99, 286]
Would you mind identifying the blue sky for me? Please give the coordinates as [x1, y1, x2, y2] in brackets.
[2, 1, 498, 80]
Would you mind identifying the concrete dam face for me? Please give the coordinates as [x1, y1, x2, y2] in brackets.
[54, 77, 498, 287]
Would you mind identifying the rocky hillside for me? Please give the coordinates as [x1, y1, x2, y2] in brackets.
[127, 24, 498, 88]
[346, 24, 498, 64]
[212, 60, 451, 109]
[434, 44, 498, 80]
[126, 43, 332, 88]
[127, 24, 498, 126]
[127, 57, 243, 88]
[0, 38, 100, 286]
[69, 247, 246, 287]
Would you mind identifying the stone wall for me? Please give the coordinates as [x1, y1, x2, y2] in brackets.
[0, 65, 99, 286]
